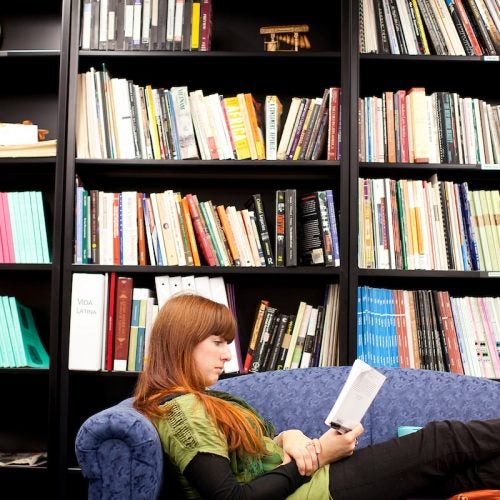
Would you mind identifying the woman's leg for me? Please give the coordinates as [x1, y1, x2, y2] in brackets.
[329, 419, 500, 500]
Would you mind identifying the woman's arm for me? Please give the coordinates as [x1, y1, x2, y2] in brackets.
[184, 452, 311, 500]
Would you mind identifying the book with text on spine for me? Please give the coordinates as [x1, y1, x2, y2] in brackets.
[324, 359, 386, 433]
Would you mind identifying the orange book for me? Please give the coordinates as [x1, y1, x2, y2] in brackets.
[237, 92, 258, 159]
[244, 93, 266, 160]
[136, 192, 147, 265]
[180, 197, 201, 266]
[384, 91, 396, 163]
[216, 204, 241, 266]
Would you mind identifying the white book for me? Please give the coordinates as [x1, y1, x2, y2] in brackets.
[156, 191, 178, 265]
[226, 206, 254, 267]
[155, 275, 171, 308]
[299, 306, 319, 369]
[110, 78, 136, 158]
[170, 85, 199, 159]
[181, 274, 196, 292]
[207, 93, 235, 160]
[194, 275, 211, 298]
[80, 0, 92, 49]
[208, 276, 240, 374]
[240, 209, 261, 267]
[394, 0, 420, 54]
[325, 359, 386, 433]
[189, 89, 212, 160]
[85, 69, 104, 158]
[277, 97, 301, 160]
[68, 273, 107, 371]
[164, 190, 187, 266]
[428, 0, 466, 55]
[168, 275, 183, 297]
[265, 95, 282, 160]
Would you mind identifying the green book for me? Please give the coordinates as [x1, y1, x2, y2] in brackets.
[11, 297, 49, 369]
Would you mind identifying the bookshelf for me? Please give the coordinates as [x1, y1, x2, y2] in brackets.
[1, 0, 498, 496]
[348, 5, 500, 365]
[57, 0, 351, 496]
[0, 0, 70, 495]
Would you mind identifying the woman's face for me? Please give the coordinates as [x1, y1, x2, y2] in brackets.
[192, 335, 232, 386]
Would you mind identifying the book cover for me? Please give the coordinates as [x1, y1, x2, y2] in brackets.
[11, 299, 50, 369]
[285, 188, 297, 267]
[243, 299, 269, 373]
[105, 271, 117, 371]
[249, 305, 278, 373]
[69, 273, 107, 371]
[245, 193, 274, 266]
[113, 276, 134, 371]
[325, 359, 386, 432]
[185, 193, 218, 266]
[275, 190, 286, 267]
[264, 95, 283, 160]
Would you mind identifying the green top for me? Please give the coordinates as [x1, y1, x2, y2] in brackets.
[155, 391, 330, 500]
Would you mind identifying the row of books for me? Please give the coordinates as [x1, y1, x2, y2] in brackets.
[359, 88, 500, 165]
[0, 191, 51, 264]
[358, 176, 500, 271]
[79, 0, 212, 51]
[76, 66, 340, 161]
[356, 286, 500, 378]
[68, 273, 242, 373]
[0, 296, 50, 369]
[74, 184, 340, 268]
[243, 284, 341, 373]
[360, 0, 500, 56]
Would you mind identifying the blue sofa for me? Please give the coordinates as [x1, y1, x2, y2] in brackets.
[75, 367, 500, 499]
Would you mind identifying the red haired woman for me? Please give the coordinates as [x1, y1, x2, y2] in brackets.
[134, 293, 500, 500]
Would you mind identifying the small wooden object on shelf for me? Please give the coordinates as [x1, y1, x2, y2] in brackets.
[259, 24, 310, 52]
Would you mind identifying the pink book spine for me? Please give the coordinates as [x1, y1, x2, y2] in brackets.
[0, 192, 15, 263]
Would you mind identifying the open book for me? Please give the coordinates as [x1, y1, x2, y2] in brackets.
[325, 359, 386, 433]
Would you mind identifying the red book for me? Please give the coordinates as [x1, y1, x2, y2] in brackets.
[113, 276, 134, 371]
[105, 272, 117, 371]
[327, 87, 341, 161]
[437, 291, 464, 375]
[199, 0, 212, 51]
[185, 193, 217, 266]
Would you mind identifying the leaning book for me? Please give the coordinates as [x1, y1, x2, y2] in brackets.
[324, 359, 386, 433]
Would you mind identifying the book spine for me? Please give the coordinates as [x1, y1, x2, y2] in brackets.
[113, 276, 134, 371]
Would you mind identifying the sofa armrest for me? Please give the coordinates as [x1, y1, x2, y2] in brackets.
[75, 398, 163, 500]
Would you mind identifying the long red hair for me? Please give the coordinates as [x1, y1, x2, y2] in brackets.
[133, 293, 268, 456]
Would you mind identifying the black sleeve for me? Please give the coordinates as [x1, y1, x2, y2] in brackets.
[183, 452, 311, 500]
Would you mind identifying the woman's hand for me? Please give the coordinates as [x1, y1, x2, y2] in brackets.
[275, 429, 322, 476]
[317, 423, 364, 466]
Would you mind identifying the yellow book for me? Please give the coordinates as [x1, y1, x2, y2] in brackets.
[191, 0, 201, 50]
[222, 96, 251, 160]
[408, 87, 429, 163]
[244, 93, 266, 160]
[145, 85, 162, 159]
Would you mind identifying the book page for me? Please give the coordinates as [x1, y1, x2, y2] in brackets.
[325, 359, 386, 433]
